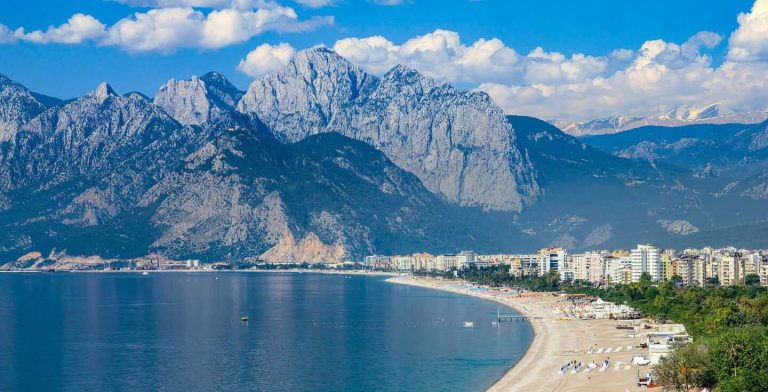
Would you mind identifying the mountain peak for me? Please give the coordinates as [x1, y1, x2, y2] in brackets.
[90, 83, 117, 103]
[383, 64, 425, 80]
[200, 71, 228, 85]
[665, 103, 721, 121]
[154, 73, 243, 126]
[289, 47, 359, 75]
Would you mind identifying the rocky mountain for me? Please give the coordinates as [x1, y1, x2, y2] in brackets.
[0, 77, 522, 263]
[3, 50, 768, 266]
[0, 73, 60, 143]
[238, 47, 539, 212]
[582, 120, 768, 179]
[509, 115, 768, 250]
[555, 104, 768, 136]
[154, 72, 244, 126]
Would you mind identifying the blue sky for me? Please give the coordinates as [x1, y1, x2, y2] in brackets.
[0, 0, 765, 120]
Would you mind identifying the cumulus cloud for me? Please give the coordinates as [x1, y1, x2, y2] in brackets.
[294, 0, 334, 7]
[238, 42, 295, 77]
[0, 3, 331, 52]
[728, 0, 768, 61]
[0, 23, 16, 44]
[329, 0, 768, 121]
[15, 14, 107, 44]
[333, 29, 613, 86]
[111, 0, 268, 9]
[105, 6, 331, 51]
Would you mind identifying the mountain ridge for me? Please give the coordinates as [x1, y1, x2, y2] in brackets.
[2, 49, 768, 265]
[555, 104, 768, 136]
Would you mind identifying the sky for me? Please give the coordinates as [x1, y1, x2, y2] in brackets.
[0, 0, 766, 121]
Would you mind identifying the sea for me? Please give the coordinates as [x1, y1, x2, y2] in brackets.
[0, 272, 533, 391]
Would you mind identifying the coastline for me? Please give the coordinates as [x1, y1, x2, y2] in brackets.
[0, 269, 398, 276]
[388, 276, 644, 392]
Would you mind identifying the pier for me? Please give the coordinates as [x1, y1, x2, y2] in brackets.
[496, 308, 542, 323]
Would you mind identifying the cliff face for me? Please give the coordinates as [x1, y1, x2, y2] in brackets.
[238, 48, 540, 212]
[0, 73, 52, 143]
[154, 72, 244, 126]
[0, 76, 515, 262]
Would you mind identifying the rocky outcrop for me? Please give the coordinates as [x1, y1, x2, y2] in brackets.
[0, 73, 50, 142]
[260, 228, 346, 264]
[238, 48, 539, 212]
[154, 72, 244, 126]
[657, 219, 701, 235]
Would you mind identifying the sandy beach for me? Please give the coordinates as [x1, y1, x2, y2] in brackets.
[389, 276, 652, 392]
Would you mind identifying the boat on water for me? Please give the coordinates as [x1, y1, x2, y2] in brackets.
[463, 321, 474, 328]
[142, 271, 149, 276]
[240, 316, 249, 322]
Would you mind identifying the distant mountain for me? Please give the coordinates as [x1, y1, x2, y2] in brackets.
[582, 120, 768, 179]
[238, 48, 540, 212]
[555, 104, 768, 136]
[506, 116, 768, 251]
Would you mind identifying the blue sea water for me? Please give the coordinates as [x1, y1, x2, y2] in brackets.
[0, 272, 533, 391]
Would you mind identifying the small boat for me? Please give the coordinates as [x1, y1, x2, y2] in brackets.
[240, 316, 249, 322]
[142, 271, 149, 276]
[463, 321, 474, 328]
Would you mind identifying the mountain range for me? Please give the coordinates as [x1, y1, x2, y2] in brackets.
[1, 48, 767, 266]
[554, 104, 768, 136]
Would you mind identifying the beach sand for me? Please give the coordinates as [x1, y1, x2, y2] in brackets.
[389, 276, 652, 392]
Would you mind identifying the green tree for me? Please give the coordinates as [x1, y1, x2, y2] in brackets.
[640, 272, 653, 287]
[654, 342, 715, 391]
[745, 274, 761, 286]
[709, 327, 768, 392]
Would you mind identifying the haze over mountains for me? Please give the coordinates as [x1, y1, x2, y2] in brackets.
[554, 103, 768, 136]
[1, 48, 768, 265]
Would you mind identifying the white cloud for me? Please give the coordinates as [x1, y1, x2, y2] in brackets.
[0, 23, 16, 44]
[477, 33, 768, 121]
[111, 0, 268, 9]
[294, 0, 333, 8]
[0, 3, 330, 52]
[333, 29, 612, 86]
[14, 14, 107, 44]
[104, 8, 204, 52]
[728, 0, 768, 61]
[237, 42, 296, 77]
[105, 6, 330, 51]
[328, 1, 768, 122]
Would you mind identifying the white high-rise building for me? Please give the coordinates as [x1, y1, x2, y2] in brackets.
[631, 244, 662, 282]
[538, 248, 570, 281]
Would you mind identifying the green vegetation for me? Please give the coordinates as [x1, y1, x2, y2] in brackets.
[444, 265, 768, 392]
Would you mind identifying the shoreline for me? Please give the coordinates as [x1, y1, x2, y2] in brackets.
[386, 276, 541, 391]
[0, 269, 398, 276]
[388, 276, 644, 392]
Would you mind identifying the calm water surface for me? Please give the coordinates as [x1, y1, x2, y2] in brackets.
[0, 272, 532, 391]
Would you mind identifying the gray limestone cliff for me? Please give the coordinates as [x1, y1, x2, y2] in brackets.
[237, 48, 540, 212]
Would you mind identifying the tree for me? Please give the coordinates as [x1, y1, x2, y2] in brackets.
[640, 272, 653, 287]
[708, 327, 768, 392]
[745, 274, 761, 286]
[654, 342, 714, 391]
[545, 270, 560, 290]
